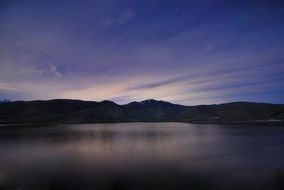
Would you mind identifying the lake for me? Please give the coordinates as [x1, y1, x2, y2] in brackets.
[0, 123, 284, 190]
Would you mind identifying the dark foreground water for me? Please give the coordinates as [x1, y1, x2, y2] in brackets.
[0, 123, 284, 190]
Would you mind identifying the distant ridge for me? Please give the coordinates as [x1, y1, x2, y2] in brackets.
[0, 99, 283, 125]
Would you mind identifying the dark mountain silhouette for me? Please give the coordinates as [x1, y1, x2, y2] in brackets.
[0, 99, 283, 124]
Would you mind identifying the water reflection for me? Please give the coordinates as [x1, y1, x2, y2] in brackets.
[0, 123, 284, 190]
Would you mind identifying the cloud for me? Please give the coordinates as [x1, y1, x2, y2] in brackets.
[103, 11, 134, 26]
[48, 64, 62, 77]
[0, 82, 19, 91]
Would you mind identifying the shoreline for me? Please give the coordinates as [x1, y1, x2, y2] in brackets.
[0, 120, 283, 127]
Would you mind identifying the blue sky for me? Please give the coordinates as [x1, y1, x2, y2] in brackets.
[0, 0, 283, 105]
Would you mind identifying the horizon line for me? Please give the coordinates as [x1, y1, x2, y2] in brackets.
[1, 98, 283, 106]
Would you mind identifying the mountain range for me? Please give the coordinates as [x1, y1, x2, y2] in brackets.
[0, 99, 283, 125]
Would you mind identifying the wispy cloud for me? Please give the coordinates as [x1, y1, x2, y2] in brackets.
[48, 64, 62, 77]
[103, 11, 134, 26]
[0, 82, 19, 91]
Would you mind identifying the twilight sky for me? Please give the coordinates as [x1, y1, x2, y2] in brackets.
[0, 0, 284, 105]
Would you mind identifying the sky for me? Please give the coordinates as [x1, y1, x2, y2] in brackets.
[0, 0, 284, 105]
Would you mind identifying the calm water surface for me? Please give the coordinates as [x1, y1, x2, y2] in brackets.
[0, 123, 284, 190]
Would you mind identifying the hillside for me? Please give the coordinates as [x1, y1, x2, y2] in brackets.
[0, 99, 283, 124]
